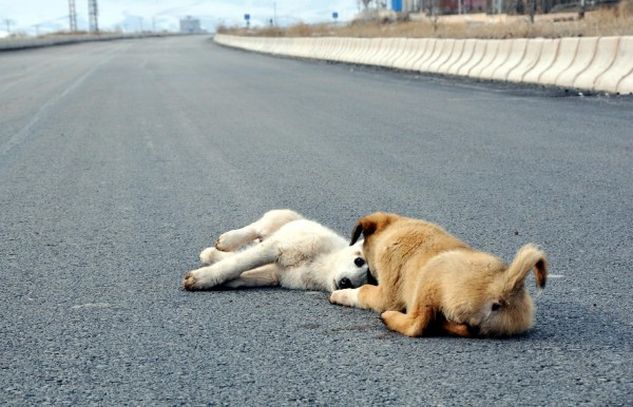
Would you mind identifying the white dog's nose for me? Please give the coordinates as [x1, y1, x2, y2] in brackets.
[338, 278, 352, 289]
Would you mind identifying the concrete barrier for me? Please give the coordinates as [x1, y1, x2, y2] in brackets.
[507, 39, 544, 82]
[539, 38, 580, 85]
[410, 39, 437, 71]
[593, 37, 633, 93]
[480, 39, 513, 79]
[457, 40, 487, 76]
[448, 39, 476, 75]
[439, 39, 466, 74]
[214, 34, 633, 94]
[393, 38, 418, 70]
[401, 39, 427, 70]
[375, 38, 399, 66]
[616, 70, 633, 94]
[469, 40, 501, 79]
[363, 38, 385, 65]
[555, 37, 599, 88]
[428, 39, 456, 73]
[491, 39, 528, 81]
[522, 39, 560, 84]
[417, 39, 445, 72]
[573, 37, 619, 91]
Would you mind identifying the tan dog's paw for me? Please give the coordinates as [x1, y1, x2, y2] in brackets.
[379, 310, 399, 323]
[329, 288, 358, 307]
[199, 247, 224, 265]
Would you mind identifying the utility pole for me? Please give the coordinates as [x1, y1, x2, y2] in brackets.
[68, 0, 77, 32]
[88, 0, 99, 33]
[273, 2, 277, 27]
[3, 18, 13, 34]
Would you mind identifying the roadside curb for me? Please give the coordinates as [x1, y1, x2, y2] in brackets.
[0, 33, 188, 52]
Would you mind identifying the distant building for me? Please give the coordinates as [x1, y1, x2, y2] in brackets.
[180, 16, 203, 33]
[391, 0, 486, 13]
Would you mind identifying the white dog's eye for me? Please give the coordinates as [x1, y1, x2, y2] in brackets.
[354, 257, 365, 267]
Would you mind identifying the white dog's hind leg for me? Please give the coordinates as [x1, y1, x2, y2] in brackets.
[199, 247, 234, 265]
[221, 264, 281, 288]
[184, 241, 279, 290]
[216, 209, 302, 251]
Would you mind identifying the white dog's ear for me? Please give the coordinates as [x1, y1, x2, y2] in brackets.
[350, 212, 394, 246]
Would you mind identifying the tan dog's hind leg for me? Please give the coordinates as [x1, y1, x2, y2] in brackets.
[380, 307, 433, 337]
[441, 321, 473, 337]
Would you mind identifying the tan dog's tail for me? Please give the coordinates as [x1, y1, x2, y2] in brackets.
[350, 212, 395, 245]
[504, 244, 547, 293]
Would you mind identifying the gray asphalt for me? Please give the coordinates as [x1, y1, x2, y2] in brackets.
[1, 35, 632, 406]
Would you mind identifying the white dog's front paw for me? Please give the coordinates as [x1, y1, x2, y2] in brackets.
[199, 247, 225, 265]
[329, 289, 359, 307]
[215, 230, 246, 251]
[182, 271, 200, 291]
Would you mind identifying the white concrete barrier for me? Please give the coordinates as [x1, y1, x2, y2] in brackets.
[597, 36, 633, 93]
[616, 71, 633, 94]
[448, 39, 476, 75]
[374, 38, 398, 66]
[573, 37, 619, 91]
[428, 39, 456, 73]
[410, 39, 437, 71]
[439, 39, 466, 74]
[539, 37, 579, 85]
[480, 40, 513, 79]
[457, 40, 487, 76]
[507, 39, 543, 83]
[522, 39, 560, 84]
[214, 34, 633, 94]
[469, 40, 501, 79]
[393, 38, 419, 70]
[362, 38, 384, 65]
[388, 38, 409, 68]
[492, 39, 528, 81]
[555, 37, 599, 88]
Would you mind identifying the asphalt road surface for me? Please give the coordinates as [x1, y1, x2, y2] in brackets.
[1, 36, 632, 406]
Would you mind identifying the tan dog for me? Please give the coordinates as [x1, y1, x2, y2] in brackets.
[329, 212, 547, 337]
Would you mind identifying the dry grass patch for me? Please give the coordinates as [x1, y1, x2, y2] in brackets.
[220, 3, 633, 39]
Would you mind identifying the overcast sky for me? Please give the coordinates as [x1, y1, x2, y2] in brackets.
[0, 0, 361, 35]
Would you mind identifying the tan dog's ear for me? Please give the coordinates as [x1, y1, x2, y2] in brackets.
[504, 244, 548, 292]
[350, 212, 393, 246]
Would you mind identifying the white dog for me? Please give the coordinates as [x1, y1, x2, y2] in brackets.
[182, 209, 373, 292]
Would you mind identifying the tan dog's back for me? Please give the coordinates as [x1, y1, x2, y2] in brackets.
[353, 213, 470, 310]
